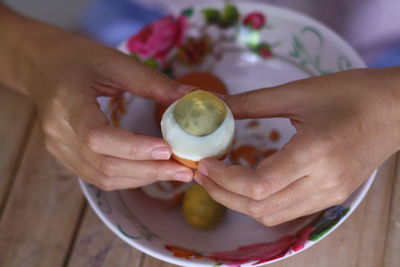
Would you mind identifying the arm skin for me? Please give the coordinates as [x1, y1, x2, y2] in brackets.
[0, 4, 64, 95]
[0, 4, 195, 190]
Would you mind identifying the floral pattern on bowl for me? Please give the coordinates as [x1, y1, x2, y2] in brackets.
[80, 2, 375, 267]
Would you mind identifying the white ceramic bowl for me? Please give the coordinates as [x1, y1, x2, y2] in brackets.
[80, 2, 376, 266]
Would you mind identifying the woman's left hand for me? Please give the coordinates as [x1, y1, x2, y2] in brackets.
[195, 68, 400, 226]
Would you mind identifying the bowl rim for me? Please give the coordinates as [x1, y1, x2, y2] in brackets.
[80, 2, 374, 266]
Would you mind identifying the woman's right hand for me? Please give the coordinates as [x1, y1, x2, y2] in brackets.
[0, 6, 195, 190]
[35, 35, 195, 190]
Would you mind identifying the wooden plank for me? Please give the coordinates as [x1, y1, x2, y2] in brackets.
[141, 156, 397, 267]
[270, 156, 396, 267]
[383, 153, 400, 267]
[142, 255, 178, 267]
[66, 207, 143, 267]
[0, 122, 85, 267]
[0, 87, 35, 215]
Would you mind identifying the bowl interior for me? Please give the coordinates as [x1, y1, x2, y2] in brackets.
[112, 97, 311, 252]
[82, 2, 373, 266]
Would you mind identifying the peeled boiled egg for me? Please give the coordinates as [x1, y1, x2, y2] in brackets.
[161, 89, 235, 169]
[154, 72, 229, 125]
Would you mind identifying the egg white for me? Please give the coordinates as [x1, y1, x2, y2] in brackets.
[161, 100, 235, 161]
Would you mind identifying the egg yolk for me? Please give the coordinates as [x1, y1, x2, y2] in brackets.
[173, 90, 227, 136]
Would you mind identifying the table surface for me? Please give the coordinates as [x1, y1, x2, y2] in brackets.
[0, 87, 399, 267]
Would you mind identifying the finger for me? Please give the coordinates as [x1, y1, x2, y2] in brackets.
[196, 171, 315, 220]
[256, 191, 343, 226]
[47, 139, 145, 189]
[242, 175, 313, 218]
[47, 139, 193, 190]
[198, 160, 259, 199]
[113, 53, 195, 103]
[67, 95, 172, 160]
[84, 152, 194, 183]
[198, 134, 312, 201]
[194, 172, 251, 213]
[83, 125, 173, 160]
[251, 134, 314, 198]
[224, 80, 311, 119]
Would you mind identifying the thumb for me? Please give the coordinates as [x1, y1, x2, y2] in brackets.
[113, 53, 194, 104]
[225, 79, 310, 119]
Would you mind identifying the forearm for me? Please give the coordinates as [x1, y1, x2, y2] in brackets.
[0, 4, 67, 96]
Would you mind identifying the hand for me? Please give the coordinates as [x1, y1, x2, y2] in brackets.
[196, 68, 400, 226]
[27, 32, 195, 190]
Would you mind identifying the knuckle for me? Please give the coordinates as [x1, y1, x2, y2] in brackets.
[99, 157, 119, 176]
[325, 175, 343, 190]
[247, 201, 265, 218]
[247, 176, 272, 201]
[308, 136, 335, 160]
[239, 91, 250, 111]
[332, 190, 349, 205]
[84, 127, 103, 152]
[205, 187, 219, 202]
[42, 123, 57, 138]
[96, 177, 116, 191]
[127, 143, 140, 158]
[260, 216, 279, 227]
[197, 179, 218, 201]
[44, 139, 54, 153]
[149, 166, 162, 181]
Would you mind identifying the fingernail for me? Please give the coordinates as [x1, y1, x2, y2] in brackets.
[198, 161, 209, 176]
[194, 172, 203, 185]
[176, 85, 197, 95]
[174, 170, 193, 182]
[151, 146, 171, 160]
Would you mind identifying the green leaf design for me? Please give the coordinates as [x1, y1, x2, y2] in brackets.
[130, 53, 140, 61]
[143, 58, 159, 69]
[315, 54, 321, 67]
[142, 229, 154, 241]
[240, 28, 261, 49]
[202, 8, 221, 24]
[300, 60, 308, 66]
[289, 50, 300, 58]
[309, 207, 350, 241]
[337, 55, 352, 71]
[118, 224, 142, 239]
[301, 26, 324, 49]
[253, 42, 273, 58]
[289, 27, 332, 75]
[181, 7, 194, 17]
[95, 188, 102, 198]
[309, 219, 340, 241]
[219, 3, 239, 28]
[319, 70, 331, 75]
[162, 66, 174, 78]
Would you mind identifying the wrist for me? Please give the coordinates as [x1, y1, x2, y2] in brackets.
[0, 5, 71, 96]
[387, 67, 400, 151]
[373, 67, 400, 153]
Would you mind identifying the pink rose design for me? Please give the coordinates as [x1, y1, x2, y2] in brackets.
[291, 226, 315, 252]
[257, 43, 273, 58]
[127, 15, 187, 60]
[207, 235, 296, 266]
[243, 12, 266, 29]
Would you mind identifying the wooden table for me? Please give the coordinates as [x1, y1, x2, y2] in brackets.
[0, 87, 399, 267]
